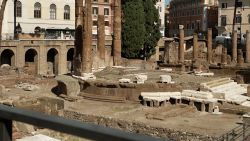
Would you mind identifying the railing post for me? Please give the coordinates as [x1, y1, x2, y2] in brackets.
[243, 124, 245, 141]
[0, 118, 12, 141]
[226, 133, 229, 141]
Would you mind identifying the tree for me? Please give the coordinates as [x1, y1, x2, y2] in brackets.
[121, 0, 145, 58]
[0, 0, 8, 40]
[142, 0, 161, 59]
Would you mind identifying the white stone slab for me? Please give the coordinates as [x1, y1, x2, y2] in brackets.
[141, 92, 181, 97]
[161, 68, 173, 72]
[195, 72, 214, 76]
[159, 75, 172, 83]
[135, 75, 148, 84]
[119, 78, 131, 83]
[182, 90, 213, 99]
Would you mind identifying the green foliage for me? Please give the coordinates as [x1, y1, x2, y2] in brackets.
[143, 0, 161, 59]
[121, 0, 161, 59]
[121, 0, 146, 58]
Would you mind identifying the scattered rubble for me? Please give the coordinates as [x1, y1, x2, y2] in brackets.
[15, 82, 39, 91]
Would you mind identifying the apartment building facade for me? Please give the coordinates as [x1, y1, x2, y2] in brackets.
[2, 0, 113, 40]
[1, 0, 165, 40]
[169, 0, 218, 37]
[156, 0, 165, 36]
[217, 0, 250, 37]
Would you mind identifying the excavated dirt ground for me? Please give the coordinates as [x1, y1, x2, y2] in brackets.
[0, 67, 247, 140]
[65, 99, 242, 138]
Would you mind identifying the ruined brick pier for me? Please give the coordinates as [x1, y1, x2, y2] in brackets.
[113, 0, 122, 65]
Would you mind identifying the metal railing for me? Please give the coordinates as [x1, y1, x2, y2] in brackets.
[0, 104, 166, 141]
[217, 124, 250, 141]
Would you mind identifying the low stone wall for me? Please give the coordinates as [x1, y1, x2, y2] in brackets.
[13, 97, 64, 115]
[120, 59, 157, 70]
[219, 104, 250, 115]
[81, 82, 182, 101]
[63, 110, 217, 141]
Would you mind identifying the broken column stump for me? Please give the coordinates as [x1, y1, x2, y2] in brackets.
[232, 31, 238, 63]
[55, 75, 80, 97]
[246, 30, 250, 63]
[221, 47, 227, 65]
[179, 26, 184, 64]
[237, 49, 244, 67]
[207, 28, 212, 63]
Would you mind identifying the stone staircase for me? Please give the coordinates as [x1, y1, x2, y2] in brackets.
[201, 78, 249, 105]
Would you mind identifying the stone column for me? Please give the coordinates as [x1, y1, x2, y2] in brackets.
[74, 0, 84, 75]
[149, 101, 153, 107]
[246, 30, 250, 63]
[208, 103, 214, 113]
[232, 31, 237, 63]
[201, 102, 205, 112]
[97, 15, 105, 60]
[207, 28, 212, 63]
[221, 47, 227, 65]
[237, 49, 244, 67]
[189, 100, 194, 107]
[179, 26, 184, 64]
[143, 100, 147, 106]
[154, 101, 160, 107]
[113, 0, 122, 66]
[193, 33, 198, 61]
[82, 0, 93, 73]
[162, 100, 167, 106]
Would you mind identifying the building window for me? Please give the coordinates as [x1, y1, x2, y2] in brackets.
[248, 15, 250, 24]
[50, 4, 56, 20]
[159, 6, 162, 12]
[221, 16, 227, 26]
[191, 22, 195, 29]
[104, 8, 109, 15]
[93, 20, 98, 26]
[34, 2, 41, 18]
[104, 0, 109, 3]
[92, 7, 98, 15]
[222, 3, 227, 9]
[64, 5, 70, 20]
[105, 21, 109, 26]
[93, 0, 98, 2]
[235, 14, 242, 23]
[16, 1, 22, 17]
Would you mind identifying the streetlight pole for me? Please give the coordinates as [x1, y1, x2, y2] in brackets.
[13, 0, 17, 39]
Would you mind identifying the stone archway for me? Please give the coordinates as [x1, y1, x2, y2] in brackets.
[67, 48, 74, 73]
[0, 49, 15, 66]
[25, 49, 38, 74]
[47, 48, 59, 75]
